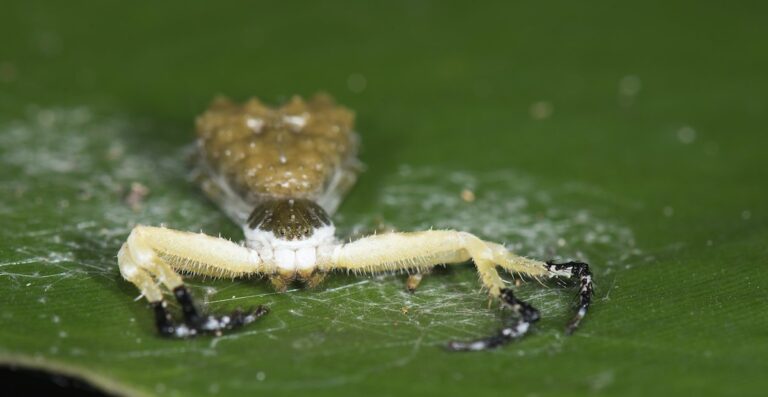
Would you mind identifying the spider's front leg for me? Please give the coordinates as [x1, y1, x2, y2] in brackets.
[323, 230, 593, 351]
[118, 225, 270, 337]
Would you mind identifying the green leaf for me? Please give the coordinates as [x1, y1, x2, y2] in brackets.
[1, 2, 766, 397]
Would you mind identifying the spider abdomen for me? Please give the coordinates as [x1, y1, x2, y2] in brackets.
[195, 94, 361, 223]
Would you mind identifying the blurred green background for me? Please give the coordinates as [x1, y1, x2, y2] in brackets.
[1, 1, 766, 396]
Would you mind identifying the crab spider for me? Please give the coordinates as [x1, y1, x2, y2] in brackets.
[117, 94, 594, 350]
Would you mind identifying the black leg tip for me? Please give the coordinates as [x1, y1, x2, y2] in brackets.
[545, 260, 594, 335]
[148, 293, 269, 338]
[445, 340, 490, 352]
[445, 290, 541, 352]
[151, 301, 177, 337]
[245, 305, 269, 323]
[224, 306, 268, 328]
[445, 341, 470, 352]
[499, 288, 540, 323]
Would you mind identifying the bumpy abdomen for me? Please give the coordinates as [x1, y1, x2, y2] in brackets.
[196, 94, 359, 206]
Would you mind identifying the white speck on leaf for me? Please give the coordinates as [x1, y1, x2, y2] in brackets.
[677, 126, 697, 144]
[347, 73, 367, 94]
[529, 101, 553, 120]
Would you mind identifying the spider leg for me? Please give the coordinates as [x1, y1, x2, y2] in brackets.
[118, 225, 271, 337]
[489, 242, 595, 334]
[324, 231, 545, 349]
[151, 286, 269, 338]
[447, 289, 540, 351]
[544, 260, 594, 334]
[323, 230, 595, 351]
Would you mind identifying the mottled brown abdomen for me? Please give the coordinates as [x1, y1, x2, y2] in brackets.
[195, 94, 360, 221]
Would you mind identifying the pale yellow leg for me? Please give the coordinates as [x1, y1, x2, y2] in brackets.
[118, 225, 268, 301]
[321, 229, 593, 351]
[482, 241, 567, 278]
[324, 230, 550, 297]
[118, 244, 163, 302]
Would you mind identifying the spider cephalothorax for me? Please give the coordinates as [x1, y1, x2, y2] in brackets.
[244, 198, 336, 289]
[117, 94, 594, 350]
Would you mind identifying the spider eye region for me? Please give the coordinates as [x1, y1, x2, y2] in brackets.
[246, 198, 332, 240]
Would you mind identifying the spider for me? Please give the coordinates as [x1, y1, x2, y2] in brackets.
[117, 94, 593, 351]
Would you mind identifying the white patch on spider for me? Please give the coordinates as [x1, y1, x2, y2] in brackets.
[243, 225, 336, 271]
[203, 317, 221, 329]
[500, 321, 529, 338]
[283, 114, 308, 131]
[295, 247, 317, 270]
[174, 326, 193, 338]
[245, 117, 264, 134]
[547, 268, 572, 278]
[577, 307, 587, 318]
[119, 262, 138, 278]
[273, 249, 295, 270]
[467, 341, 487, 351]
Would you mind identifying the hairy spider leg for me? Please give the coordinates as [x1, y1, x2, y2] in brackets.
[118, 225, 270, 337]
[323, 230, 593, 350]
